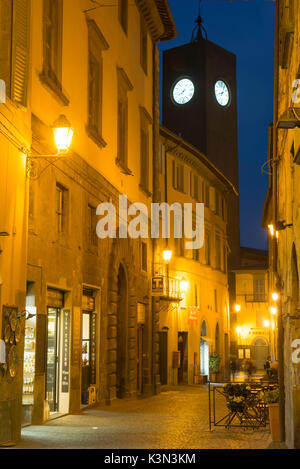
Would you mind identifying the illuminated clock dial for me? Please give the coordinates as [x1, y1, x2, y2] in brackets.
[214, 80, 230, 107]
[172, 78, 195, 105]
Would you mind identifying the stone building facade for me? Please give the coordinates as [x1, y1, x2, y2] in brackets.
[233, 248, 273, 371]
[262, 0, 300, 449]
[157, 126, 236, 385]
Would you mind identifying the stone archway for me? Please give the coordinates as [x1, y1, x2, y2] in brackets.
[106, 238, 137, 400]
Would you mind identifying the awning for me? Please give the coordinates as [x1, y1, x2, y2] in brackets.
[201, 336, 214, 344]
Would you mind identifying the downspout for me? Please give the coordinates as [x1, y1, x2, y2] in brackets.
[151, 40, 160, 394]
[273, 0, 285, 443]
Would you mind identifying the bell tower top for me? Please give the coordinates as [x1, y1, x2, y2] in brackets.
[191, 2, 207, 42]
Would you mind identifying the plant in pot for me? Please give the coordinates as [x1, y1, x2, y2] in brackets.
[263, 389, 280, 442]
[209, 352, 221, 382]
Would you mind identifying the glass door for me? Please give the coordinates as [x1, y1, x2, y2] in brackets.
[46, 308, 60, 412]
[81, 312, 91, 405]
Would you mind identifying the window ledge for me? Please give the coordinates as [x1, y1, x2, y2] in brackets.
[139, 184, 152, 198]
[86, 125, 107, 149]
[115, 157, 133, 175]
[39, 72, 69, 106]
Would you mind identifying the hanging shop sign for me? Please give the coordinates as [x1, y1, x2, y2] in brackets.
[187, 307, 200, 324]
[152, 276, 163, 296]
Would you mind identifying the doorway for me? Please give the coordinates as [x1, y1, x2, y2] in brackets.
[159, 331, 168, 385]
[178, 332, 188, 384]
[116, 264, 127, 399]
[200, 320, 209, 377]
[253, 337, 269, 370]
[46, 308, 60, 413]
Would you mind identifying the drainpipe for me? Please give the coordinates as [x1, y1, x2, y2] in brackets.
[273, 0, 285, 443]
[151, 41, 160, 394]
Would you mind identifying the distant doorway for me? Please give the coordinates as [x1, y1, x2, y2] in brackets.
[116, 264, 128, 399]
[253, 337, 269, 370]
[200, 320, 209, 377]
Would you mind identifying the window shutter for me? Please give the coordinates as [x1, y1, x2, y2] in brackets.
[11, 0, 30, 106]
[172, 160, 177, 189]
[0, 0, 13, 98]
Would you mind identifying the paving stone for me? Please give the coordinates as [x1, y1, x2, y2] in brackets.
[16, 385, 272, 449]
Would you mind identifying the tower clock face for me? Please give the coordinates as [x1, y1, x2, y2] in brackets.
[172, 78, 195, 105]
[214, 80, 230, 107]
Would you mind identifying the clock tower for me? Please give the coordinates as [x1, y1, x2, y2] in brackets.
[162, 12, 240, 269]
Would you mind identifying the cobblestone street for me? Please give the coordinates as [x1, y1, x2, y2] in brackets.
[16, 386, 272, 449]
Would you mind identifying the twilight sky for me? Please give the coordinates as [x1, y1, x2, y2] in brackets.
[158, 0, 275, 250]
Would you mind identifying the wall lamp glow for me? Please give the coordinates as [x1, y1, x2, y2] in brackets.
[234, 304, 241, 313]
[271, 292, 279, 302]
[180, 278, 188, 293]
[27, 115, 73, 159]
[270, 306, 277, 315]
[264, 320, 270, 328]
[162, 249, 173, 263]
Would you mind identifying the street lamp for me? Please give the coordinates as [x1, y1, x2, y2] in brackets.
[28, 115, 73, 159]
[270, 306, 277, 315]
[234, 304, 241, 313]
[52, 115, 73, 153]
[272, 292, 279, 302]
[264, 320, 270, 328]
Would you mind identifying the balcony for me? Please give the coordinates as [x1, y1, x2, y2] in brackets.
[237, 294, 267, 303]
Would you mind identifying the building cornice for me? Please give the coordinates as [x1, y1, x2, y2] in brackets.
[160, 125, 239, 196]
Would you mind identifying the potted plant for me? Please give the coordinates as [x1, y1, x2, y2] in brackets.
[209, 352, 221, 382]
[263, 389, 280, 442]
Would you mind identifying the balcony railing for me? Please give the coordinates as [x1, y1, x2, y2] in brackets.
[160, 275, 182, 301]
[237, 294, 267, 303]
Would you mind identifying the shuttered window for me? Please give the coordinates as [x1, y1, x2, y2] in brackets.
[43, 0, 62, 89]
[0, 0, 30, 106]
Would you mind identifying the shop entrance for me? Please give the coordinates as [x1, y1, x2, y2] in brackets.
[81, 288, 97, 406]
[46, 308, 60, 413]
[200, 320, 209, 377]
[178, 332, 188, 384]
[159, 331, 168, 385]
[22, 282, 37, 426]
